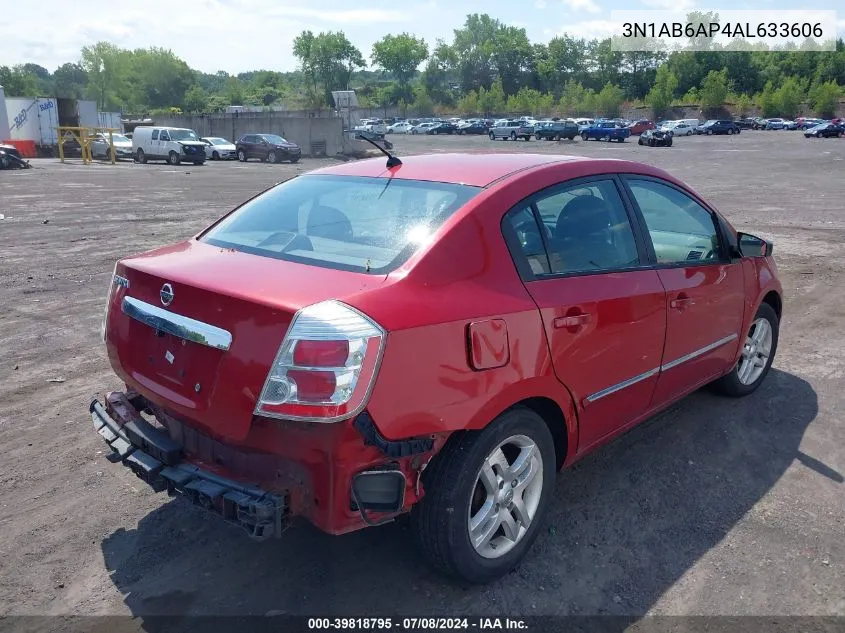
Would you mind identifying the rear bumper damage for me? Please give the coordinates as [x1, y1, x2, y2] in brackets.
[90, 396, 286, 540]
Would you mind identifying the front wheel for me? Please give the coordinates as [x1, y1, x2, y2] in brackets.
[489, 132, 495, 140]
[581, 133, 588, 141]
[728, 128, 735, 135]
[411, 407, 555, 584]
[136, 149, 147, 164]
[212, 151, 220, 160]
[237, 150, 247, 162]
[713, 303, 779, 397]
[267, 151, 278, 163]
[510, 132, 517, 141]
[168, 151, 181, 166]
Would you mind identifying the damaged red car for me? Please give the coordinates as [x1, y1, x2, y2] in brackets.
[93, 152, 782, 583]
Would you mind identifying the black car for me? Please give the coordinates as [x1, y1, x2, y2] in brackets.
[804, 122, 844, 138]
[637, 128, 673, 147]
[734, 118, 756, 130]
[696, 120, 741, 135]
[236, 133, 301, 163]
[426, 122, 457, 135]
[456, 122, 488, 135]
[535, 120, 579, 141]
[0, 143, 29, 169]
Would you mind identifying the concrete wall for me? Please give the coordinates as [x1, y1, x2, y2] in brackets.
[151, 113, 345, 156]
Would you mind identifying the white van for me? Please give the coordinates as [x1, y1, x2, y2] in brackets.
[132, 126, 207, 165]
[672, 119, 700, 136]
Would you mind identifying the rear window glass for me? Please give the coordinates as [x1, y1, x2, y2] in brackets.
[201, 175, 481, 274]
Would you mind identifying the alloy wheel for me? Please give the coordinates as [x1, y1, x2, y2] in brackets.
[737, 317, 773, 385]
[467, 434, 543, 559]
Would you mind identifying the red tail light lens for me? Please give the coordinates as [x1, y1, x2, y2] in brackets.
[255, 301, 386, 422]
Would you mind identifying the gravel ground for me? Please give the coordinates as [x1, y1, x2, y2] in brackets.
[0, 130, 843, 621]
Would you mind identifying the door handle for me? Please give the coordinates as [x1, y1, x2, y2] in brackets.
[670, 295, 695, 310]
[554, 313, 591, 328]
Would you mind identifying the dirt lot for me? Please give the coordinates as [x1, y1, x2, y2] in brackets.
[1, 130, 844, 621]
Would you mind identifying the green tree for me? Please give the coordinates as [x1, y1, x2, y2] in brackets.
[595, 82, 625, 117]
[81, 42, 130, 109]
[182, 85, 208, 113]
[412, 86, 435, 115]
[646, 65, 678, 117]
[773, 76, 806, 118]
[699, 68, 729, 110]
[538, 35, 588, 97]
[53, 63, 87, 98]
[371, 33, 428, 104]
[293, 30, 364, 106]
[478, 78, 506, 115]
[559, 80, 589, 115]
[451, 13, 500, 92]
[808, 80, 841, 117]
[492, 25, 534, 96]
[0, 65, 40, 97]
[735, 93, 752, 116]
[421, 40, 456, 106]
[756, 81, 778, 116]
[458, 89, 480, 114]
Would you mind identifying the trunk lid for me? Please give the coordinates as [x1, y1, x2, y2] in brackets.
[106, 239, 386, 441]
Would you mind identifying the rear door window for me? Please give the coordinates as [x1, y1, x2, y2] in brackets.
[151, 130, 159, 140]
[201, 175, 480, 274]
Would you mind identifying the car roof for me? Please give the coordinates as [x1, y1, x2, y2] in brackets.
[311, 152, 601, 187]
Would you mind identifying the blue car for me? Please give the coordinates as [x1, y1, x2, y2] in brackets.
[580, 121, 631, 143]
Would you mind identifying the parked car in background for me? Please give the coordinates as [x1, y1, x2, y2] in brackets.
[201, 137, 237, 160]
[628, 120, 655, 135]
[411, 122, 438, 135]
[696, 120, 741, 135]
[489, 120, 534, 141]
[93, 152, 783, 584]
[91, 132, 134, 160]
[669, 121, 697, 136]
[751, 118, 768, 130]
[427, 122, 458, 135]
[764, 118, 787, 130]
[804, 122, 844, 138]
[638, 128, 673, 147]
[734, 118, 756, 130]
[535, 120, 579, 141]
[574, 118, 595, 130]
[457, 121, 489, 135]
[783, 120, 798, 130]
[132, 126, 207, 165]
[354, 119, 388, 136]
[581, 121, 631, 142]
[236, 134, 301, 163]
[796, 117, 825, 130]
[387, 121, 414, 134]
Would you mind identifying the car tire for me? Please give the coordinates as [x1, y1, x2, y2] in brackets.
[649, 138, 655, 147]
[581, 133, 588, 141]
[510, 132, 517, 140]
[713, 303, 779, 398]
[666, 138, 673, 147]
[136, 149, 147, 164]
[193, 161, 203, 166]
[168, 151, 181, 166]
[816, 132, 822, 138]
[290, 157, 299, 164]
[267, 151, 278, 163]
[212, 151, 220, 160]
[727, 128, 734, 135]
[410, 406, 556, 584]
[706, 130, 712, 135]
[638, 137, 644, 145]
[489, 132, 495, 140]
[238, 150, 247, 162]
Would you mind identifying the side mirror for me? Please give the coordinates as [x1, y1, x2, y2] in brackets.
[736, 232, 773, 258]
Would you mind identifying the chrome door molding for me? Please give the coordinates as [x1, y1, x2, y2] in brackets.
[586, 367, 659, 403]
[660, 333, 738, 372]
[121, 296, 232, 351]
[585, 333, 738, 403]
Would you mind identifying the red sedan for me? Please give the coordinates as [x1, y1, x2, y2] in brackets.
[628, 119, 655, 135]
[93, 152, 782, 583]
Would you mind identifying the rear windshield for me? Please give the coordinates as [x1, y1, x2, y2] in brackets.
[201, 175, 481, 274]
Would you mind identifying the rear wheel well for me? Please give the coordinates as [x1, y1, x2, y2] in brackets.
[762, 291, 782, 321]
[510, 397, 568, 469]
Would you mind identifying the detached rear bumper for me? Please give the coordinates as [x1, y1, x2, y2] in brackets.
[90, 396, 286, 540]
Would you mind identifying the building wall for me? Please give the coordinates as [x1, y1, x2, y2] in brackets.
[151, 113, 345, 156]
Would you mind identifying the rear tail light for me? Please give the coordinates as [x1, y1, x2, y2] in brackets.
[255, 300, 385, 422]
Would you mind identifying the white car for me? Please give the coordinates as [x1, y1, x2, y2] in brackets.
[90, 132, 133, 160]
[354, 119, 388, 135]
[410, 122, 438, 135]
[387, 121, 414, 134]
[201, 137, 236, 160]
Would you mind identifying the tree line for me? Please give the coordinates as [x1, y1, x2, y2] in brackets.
[2, 13, 844, 119]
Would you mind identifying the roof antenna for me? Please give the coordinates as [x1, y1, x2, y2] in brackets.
[356, 132, 402, 168]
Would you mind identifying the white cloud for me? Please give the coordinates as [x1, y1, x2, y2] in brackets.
[535, 0, 548, 8]
[562, 0, 601, 14]
[558, 19, 618, 40]
[2, 0, 412, 74]
[641, 0, 694, 10]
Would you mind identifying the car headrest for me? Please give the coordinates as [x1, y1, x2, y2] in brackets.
[555, 195, 613, 240]
[307, 206, 353, 241]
